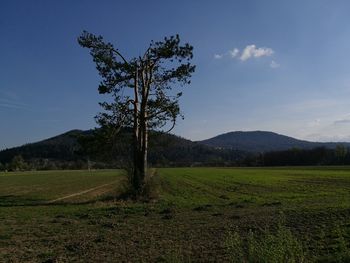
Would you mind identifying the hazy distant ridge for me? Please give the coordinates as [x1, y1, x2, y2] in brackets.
[198, 131, 350, 152]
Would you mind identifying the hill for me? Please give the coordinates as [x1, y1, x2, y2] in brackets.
[0, 129, 244, 169]
[2, 129, 350, 169]
[198, 130, 350, 152]
[0, 130, 91, 164]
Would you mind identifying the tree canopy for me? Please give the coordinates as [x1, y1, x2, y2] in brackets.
[78, 32, 195, 190]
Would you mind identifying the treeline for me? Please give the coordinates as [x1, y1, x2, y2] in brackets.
[0, 147, 244, 171]
[243, 145, 350, 166]
[0, 155, 122, 172]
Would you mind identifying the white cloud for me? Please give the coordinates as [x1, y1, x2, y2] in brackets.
[229, 48, 239, 58]
[270, 60, 280, 68]
[214, 54, 223, 59]
[333, 118, 350, 125]
[240, 44, 274, 61]
[214, 45, 274, 64]
[307, 118, 321, 128]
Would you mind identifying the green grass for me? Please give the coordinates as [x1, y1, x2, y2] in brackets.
[0, 169, 124, 205]
[158, 167, 350, 209]
[225, 223, 307, 263]
[1, 167, 350, 262]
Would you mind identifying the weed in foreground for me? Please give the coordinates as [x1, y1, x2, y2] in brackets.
[324, 223, 350, 263]
[225, 224, 307, 263]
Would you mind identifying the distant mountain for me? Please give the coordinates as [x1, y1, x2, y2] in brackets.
[2, 129, 350, 169]
[198, 131, 350, 152]
[0, 129, 244, 168]
[0, 130, 92, 163]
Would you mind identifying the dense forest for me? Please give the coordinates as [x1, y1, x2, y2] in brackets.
[255, 145, 350, 166]
[0, 129, 245, 171]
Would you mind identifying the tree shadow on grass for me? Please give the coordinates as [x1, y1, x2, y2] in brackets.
[0, 194, 115, 207]
[0, 176, 155, 207]
[0, 195, 46, 207]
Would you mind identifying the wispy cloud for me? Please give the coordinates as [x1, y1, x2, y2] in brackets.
[297, 113, 350, 142]
[0, 94, 29, 110]
[0, 90, 19, 100]
[229, 48, 239, 58]
[0, 102, 25, 110]
[240, 45, 274, 61]
[33, 119, 62, 123]
[0, 99, 23, 108]
[304, 133, 350, 142]
[214, 44, 275, 65]
[214, 54, 223, 59]
[270, 60, 280, 68]
[307, 118, 321, 127]
[284, 99, 339, 113]
[333, 118, 350, 125]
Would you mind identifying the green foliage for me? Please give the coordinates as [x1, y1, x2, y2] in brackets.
[335, 145, 348, 164]
[10, 155, 28, 171]
[225, 229, 244, 262]
[225, 224, 307, 263]
[160, 243, 192, 263]
[332, 224, 350, 263]
[78, 31, 195, 133]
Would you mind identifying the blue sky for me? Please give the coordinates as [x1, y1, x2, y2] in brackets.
[2, 0, 350, 149]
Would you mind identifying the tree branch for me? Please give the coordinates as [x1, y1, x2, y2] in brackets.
[111, 47, 129, 65]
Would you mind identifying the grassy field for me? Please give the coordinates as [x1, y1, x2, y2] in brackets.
[1, 167, 350, 262]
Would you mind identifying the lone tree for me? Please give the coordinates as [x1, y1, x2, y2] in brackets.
[78, 32, 195, 191]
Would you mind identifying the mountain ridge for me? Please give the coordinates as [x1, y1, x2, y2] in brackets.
[198, 130, 350, 152]
[1, 129, 350, 167]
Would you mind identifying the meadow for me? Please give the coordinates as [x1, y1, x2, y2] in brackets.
[1, 167, 350, 262]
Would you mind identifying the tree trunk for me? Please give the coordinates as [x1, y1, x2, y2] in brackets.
[132, 71, 143, 191]
[132, 130, 147, 191]
[131, 67, 149, 193]
[132, 66, 149, 192]
[141, 116, 148, 181]
[132, 130, 142, 191]
[132, 117, 148, 192]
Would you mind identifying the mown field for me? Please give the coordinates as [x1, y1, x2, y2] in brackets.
[1, 167, 350, 262]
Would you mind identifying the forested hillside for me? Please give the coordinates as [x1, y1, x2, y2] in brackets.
[1, 129, 350, 170]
